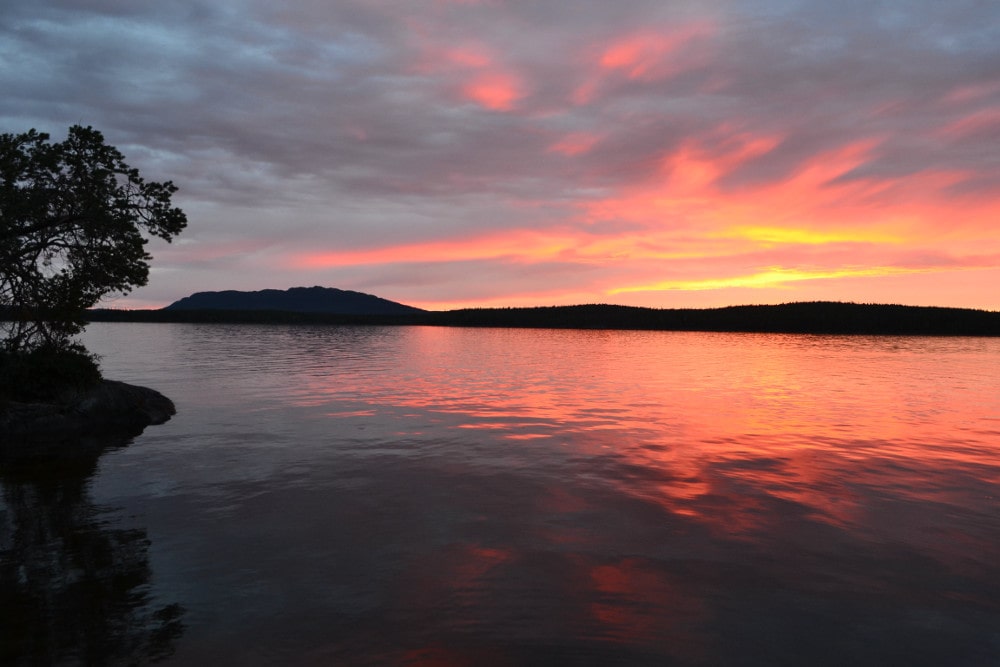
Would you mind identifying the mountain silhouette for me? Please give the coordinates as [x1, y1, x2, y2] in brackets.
[163, 286, 424, 315]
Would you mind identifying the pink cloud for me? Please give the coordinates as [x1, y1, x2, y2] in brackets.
[462, 71, 524, 111]
[572, 22, 715, 104]
[408, 36, 525, 111]
[443, 46, 491, 68]
[937, 109, 1000, 140]
[547, 132, 602, 156]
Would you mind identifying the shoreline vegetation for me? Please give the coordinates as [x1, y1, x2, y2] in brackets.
[83, 301, 1000, 337]
[2, 125, 187, 452]
[0, 345, 175, 452]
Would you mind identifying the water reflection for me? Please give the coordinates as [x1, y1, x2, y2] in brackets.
[0, 440, 184, 665]
[78, 324, 1000, 664]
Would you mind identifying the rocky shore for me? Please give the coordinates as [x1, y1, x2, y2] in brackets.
[0, 380, 175, 461]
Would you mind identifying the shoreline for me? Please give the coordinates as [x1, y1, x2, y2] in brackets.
[0, 379, 175, 460]
[81, 301, 1000, 337]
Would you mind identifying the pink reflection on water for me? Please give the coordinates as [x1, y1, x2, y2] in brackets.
[287, 328, 999, 544]
[588, 557, 709, 659]
[79, 323, 1000, 662]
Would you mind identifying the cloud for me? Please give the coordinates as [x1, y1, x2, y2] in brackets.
[2, 0, 998, 310]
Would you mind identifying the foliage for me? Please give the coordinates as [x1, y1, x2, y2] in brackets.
[0, 125, 186, 353]
[0, 343, 102, 403]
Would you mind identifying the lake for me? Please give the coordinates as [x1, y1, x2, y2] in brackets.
[3, 323, 1000, 665]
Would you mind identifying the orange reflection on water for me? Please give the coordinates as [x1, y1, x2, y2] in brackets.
[400, 542, 512, 603]
[589, 557, 708, 660]
[286, 326, 1000, 580]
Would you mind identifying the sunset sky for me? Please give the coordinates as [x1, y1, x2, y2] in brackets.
[3, 0, 998, 311]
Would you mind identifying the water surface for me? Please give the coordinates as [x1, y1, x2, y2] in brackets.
[4, 324, 1000, 664]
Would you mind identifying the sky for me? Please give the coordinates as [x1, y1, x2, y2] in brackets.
[2, 0, 999, 311]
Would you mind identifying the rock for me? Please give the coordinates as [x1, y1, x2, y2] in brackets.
[0, 380, 175, 462]
[71, 380, 176, 427]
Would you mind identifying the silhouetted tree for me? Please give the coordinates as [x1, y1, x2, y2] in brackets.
[0, 126, 186, 353]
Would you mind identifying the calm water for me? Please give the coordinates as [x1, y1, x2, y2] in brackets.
[3, 323, 1000, 665]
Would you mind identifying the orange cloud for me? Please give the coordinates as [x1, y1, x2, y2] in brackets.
[600, 35, 669, 78]
[724, 226, 902, 247]
[569, 131, 1000, 303]
[609, 266, 921, 294]
[294, 229, 579, 269]
[292, 135, 927, 289]
[572, 22, 715, 104]
[462, 71, 523, 111]
[288, 121, 1000, 311]
[937, 108, 1000, 139]
[292, 221, 736, 277]
[600, 23, 714, 79]
[407, 35, 524, 111]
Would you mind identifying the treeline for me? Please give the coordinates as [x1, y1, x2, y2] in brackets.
[79, 302, 1000, 336]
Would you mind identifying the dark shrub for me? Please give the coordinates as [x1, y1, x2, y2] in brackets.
[0, 344, 102, 403]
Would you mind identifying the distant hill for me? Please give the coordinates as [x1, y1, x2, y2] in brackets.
[163, 286, 424, 315]
[423, 302, 1000, 336]
[83, 299, 1000, 336]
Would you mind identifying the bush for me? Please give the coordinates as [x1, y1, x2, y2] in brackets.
[0, 344, 102, 403]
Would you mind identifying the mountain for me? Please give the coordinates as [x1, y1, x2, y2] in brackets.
[163, 286, 424, 315]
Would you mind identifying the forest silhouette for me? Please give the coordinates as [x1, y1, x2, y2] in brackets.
[83, 301, 1000, 336]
